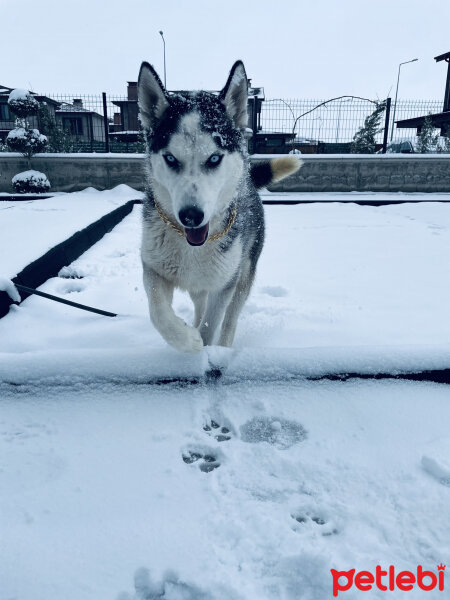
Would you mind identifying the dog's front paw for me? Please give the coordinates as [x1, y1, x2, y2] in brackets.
[170, 321, 204, 354]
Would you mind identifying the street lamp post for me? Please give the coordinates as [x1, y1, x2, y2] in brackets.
[159, 30, 166, 89]
[390, 58, 418, 141]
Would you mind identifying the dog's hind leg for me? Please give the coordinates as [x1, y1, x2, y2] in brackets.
[189, 290, 208, 328]
[143, 266, 203, 353]
[218, 261, 255, 347]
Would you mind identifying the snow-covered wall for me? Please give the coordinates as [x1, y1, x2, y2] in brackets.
[265, 154, 450, 193]
[1, 153, 450, 192]
[0, 154, 145, 194]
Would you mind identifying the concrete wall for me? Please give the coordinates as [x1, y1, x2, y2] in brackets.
[0, 153, 146, 193]
[266, 154, 450, 193]
[2, 152, 450, 193]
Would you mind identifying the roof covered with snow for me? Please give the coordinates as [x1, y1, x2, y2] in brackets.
[56, 103, 103, 118]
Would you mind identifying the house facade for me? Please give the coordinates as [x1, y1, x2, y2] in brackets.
[111, 80, 266, 151]
[56, 99, 105, 144]
[0, 85, 59, 142]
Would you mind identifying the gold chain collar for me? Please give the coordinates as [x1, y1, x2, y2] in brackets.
[153, 200, 237, 243]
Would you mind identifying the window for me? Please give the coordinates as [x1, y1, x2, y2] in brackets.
[0, 103, 12, 121]
[62, 117, 84, 135]
[266, 137, 283, 147]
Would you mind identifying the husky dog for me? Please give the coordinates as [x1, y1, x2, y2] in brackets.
[138, 60, 301, 353]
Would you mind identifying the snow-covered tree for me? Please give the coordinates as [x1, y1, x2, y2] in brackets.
[6, 126, 47, 159]
[6, 89, 50, 193]
[7, 88, 39, 117]
[416, 114, 439, 153]
[351, 100, 386, 154]
[441, 126, 450, 153]
[37, 103, 73, 152]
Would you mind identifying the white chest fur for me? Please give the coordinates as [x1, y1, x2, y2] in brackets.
[141, 217, 242, 293]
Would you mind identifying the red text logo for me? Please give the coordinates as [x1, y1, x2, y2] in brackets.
[331, 564, 445, 597]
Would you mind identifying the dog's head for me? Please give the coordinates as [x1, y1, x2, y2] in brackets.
[138, 60, 248, 246]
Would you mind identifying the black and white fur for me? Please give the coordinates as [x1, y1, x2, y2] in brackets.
[138, 60, 301, 353]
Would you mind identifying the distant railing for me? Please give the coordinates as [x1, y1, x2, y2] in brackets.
[260, 98, 442, 151]
[0, 92, 444, 154]
[37, 93, 144, 153]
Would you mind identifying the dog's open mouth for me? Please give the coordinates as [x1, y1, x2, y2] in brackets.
[185, 223, 209, 246]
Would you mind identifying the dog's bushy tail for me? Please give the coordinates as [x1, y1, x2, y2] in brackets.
[250, 156, 303, 189]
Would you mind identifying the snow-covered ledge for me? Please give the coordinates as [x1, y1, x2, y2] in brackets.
[260, 153, 450, 193]
[1, 152, 450, 192]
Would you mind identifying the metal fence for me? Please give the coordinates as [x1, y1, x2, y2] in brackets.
[260, 97, 442, 151]
[38, 93, 143, 153]
[1, 92, 445, 153]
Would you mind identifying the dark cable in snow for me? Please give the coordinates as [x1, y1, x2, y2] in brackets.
[14, 283, 117, 317]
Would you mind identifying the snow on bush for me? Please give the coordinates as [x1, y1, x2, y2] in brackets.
[8, 88, 39, 117]
[6, 126, 47, 156]
[416, 114, 439, 153]
[6, 88, 50, 191]
[12, 170, 50, 194]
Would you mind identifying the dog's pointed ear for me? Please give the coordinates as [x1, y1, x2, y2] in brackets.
[219, 60, 248, 129]
[138, 62, 170, 131]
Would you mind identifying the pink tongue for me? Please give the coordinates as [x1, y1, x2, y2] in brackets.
[185, 223, 209, 246]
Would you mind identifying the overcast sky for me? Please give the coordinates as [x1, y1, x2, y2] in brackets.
[1, 0, 449, 102]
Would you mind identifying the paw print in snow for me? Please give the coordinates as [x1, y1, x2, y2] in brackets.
[291, 512, 339, 536]
[203, 420, 232, 442]
[182, 449, 221, 472]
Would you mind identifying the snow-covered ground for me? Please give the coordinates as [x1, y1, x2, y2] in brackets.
[0, 184, 142, 277]
[1, 198, 450, 599]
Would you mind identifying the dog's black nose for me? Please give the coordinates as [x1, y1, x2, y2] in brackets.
[178, 206, 204, 228]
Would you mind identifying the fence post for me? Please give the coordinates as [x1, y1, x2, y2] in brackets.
[89, 114, 94, 152]
[102, 92, 110, 153]
[251, 96, 258, 154]
[382, 97, 391, 154]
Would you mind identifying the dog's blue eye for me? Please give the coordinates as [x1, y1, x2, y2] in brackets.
[163, 154, 179, 168]
[206, 154, 223, 168]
